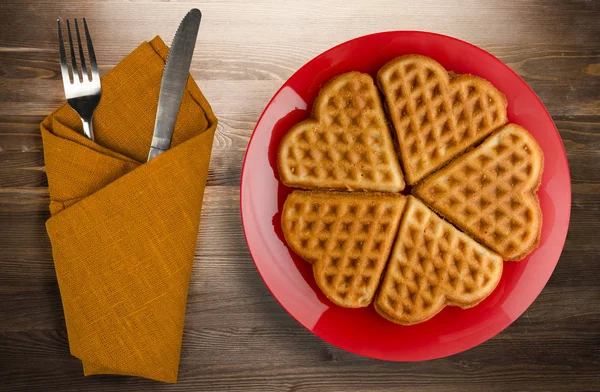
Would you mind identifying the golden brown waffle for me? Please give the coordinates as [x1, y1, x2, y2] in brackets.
[375, 197, 503, 325]
[413, 124, 543, 261]
[278, 72, 405, 192]
[281, 191, 406, 308]
[378, 55, 508, 184]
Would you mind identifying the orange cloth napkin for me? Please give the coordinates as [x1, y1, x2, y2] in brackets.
[40, 36, 217, 383]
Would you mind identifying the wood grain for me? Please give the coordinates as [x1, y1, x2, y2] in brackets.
[1, 0, 599, 391]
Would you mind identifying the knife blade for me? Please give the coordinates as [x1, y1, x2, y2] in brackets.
[148, 8, 202, 161]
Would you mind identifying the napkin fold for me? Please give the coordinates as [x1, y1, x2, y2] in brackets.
[41, 36, 217, 383]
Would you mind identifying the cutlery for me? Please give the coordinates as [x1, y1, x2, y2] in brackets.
[57, 18, 101, 140]
[148, 9, 202, 161]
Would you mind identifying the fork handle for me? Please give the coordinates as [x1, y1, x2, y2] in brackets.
[82, 118, 94, 140]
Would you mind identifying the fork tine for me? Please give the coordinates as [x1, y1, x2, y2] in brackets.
[83, 18, 99, 81]
[74, 19, 88, 82]
[66, 20, 79, 83]
[57, 19, 72, 85]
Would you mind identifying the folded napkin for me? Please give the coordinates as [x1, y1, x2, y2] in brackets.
[41, 36, 217, 383]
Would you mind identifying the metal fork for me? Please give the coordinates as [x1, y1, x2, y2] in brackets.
[57, 18, 101, 140]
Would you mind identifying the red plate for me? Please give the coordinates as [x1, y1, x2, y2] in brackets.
[240, 31, 571, 360]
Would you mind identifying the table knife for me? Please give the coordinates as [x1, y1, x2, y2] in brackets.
[148, 8, 202, 161]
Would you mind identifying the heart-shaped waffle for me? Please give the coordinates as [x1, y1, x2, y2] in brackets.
[375, 197, 503, 325]
[378, 55, 508, 184]
[276, 59, 543, 324]
[281, 191, 406, 307]
[278, 72, 405, 192]
[413, 124, 544, 260]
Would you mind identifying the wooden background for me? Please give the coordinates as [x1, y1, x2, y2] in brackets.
[1, 0, 599, 390]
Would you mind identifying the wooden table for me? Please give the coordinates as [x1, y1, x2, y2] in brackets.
[1, 1, 599, 390]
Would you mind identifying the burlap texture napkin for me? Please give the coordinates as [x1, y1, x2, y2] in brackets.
[40, 36, 217, 383]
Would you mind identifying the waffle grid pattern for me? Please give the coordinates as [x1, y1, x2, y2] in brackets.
[378, 55, 508, 184]
[278, 72, 404, 192]
[277, 63, 543, 324]
[282, 191, 405, 307]
[375, 197, 503, 325]
[414, 124, 543, 260]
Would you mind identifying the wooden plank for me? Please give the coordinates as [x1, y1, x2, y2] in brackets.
[1, 186, 599, 329]
[0, 117, 598, 187]
[1, 49, 599, 115]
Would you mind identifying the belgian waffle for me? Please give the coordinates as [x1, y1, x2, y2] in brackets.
[378, 55, 507, 184]
[281, 191, 406, 307]
[413, 124, 543, 261]
[278, 72, 405, 192]
[375, 196, 503, 325]
[275, 57, 544, 325]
